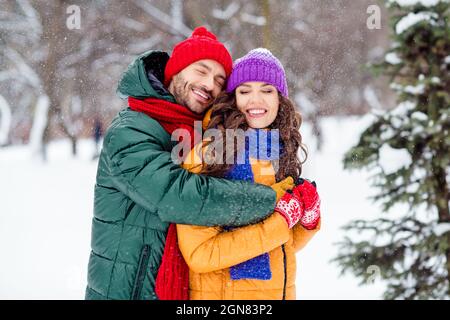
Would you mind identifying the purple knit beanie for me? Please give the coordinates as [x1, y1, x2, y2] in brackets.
[226, 48, 288, 97]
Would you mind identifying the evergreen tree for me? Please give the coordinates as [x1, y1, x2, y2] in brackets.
[333, 0, 450, 299]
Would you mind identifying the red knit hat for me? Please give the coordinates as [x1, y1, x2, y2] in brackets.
[164, 26, 233, 87]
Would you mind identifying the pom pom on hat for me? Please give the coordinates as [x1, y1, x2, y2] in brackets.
[191, 26, 217, 40]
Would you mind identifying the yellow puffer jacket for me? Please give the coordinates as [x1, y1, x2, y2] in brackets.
[177, 117, 320, 300]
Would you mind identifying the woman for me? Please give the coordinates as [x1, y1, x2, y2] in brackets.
[178, 48, 321, 300]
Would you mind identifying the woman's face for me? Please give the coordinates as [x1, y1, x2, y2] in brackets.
[235, 82, 280, 129]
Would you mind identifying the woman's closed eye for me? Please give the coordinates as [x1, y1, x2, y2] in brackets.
[238, 90, 273, 95]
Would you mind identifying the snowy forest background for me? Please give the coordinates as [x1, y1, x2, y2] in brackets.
[0, 0, 448, 300]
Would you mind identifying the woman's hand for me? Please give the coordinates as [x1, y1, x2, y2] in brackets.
[293, 178, 321, 230]
[274, 189, 304, 228]
[275, 178, 321, 229]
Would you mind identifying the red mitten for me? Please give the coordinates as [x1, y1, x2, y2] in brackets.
[292, 178, 321, 230]
[274, 191, 304, 229]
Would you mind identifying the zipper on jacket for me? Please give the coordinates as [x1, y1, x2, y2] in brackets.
[132, 244, 151, 300]
[281, 244, 287, 300]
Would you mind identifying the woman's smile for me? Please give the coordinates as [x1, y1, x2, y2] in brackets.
[245, 107, 268, 118]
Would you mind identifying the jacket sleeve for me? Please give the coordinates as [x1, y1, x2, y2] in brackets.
[105, 112, 276, 227]
[177, 212, 290, 273]
[291, 218, 321, 252]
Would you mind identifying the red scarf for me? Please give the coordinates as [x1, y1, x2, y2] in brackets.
[128, 96, 203, 300]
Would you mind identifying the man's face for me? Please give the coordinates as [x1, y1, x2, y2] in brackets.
[168, 59, 226, 114]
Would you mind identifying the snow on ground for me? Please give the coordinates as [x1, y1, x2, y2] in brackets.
[0, 115, 387, 299]
[0, 140, 97, 299]
[297, 115, 386, 299]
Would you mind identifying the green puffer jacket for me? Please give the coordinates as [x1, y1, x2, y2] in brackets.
[85, 50, 277, 300]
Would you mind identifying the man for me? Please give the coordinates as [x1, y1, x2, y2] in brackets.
[85, 27, 293, 300]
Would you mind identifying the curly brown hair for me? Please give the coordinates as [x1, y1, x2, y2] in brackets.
[197, 90, 308, 182]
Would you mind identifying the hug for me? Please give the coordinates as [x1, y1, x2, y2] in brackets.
[85, 26, 321, 301]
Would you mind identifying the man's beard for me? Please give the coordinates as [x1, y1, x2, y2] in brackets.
[170, 74, 209, 114]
